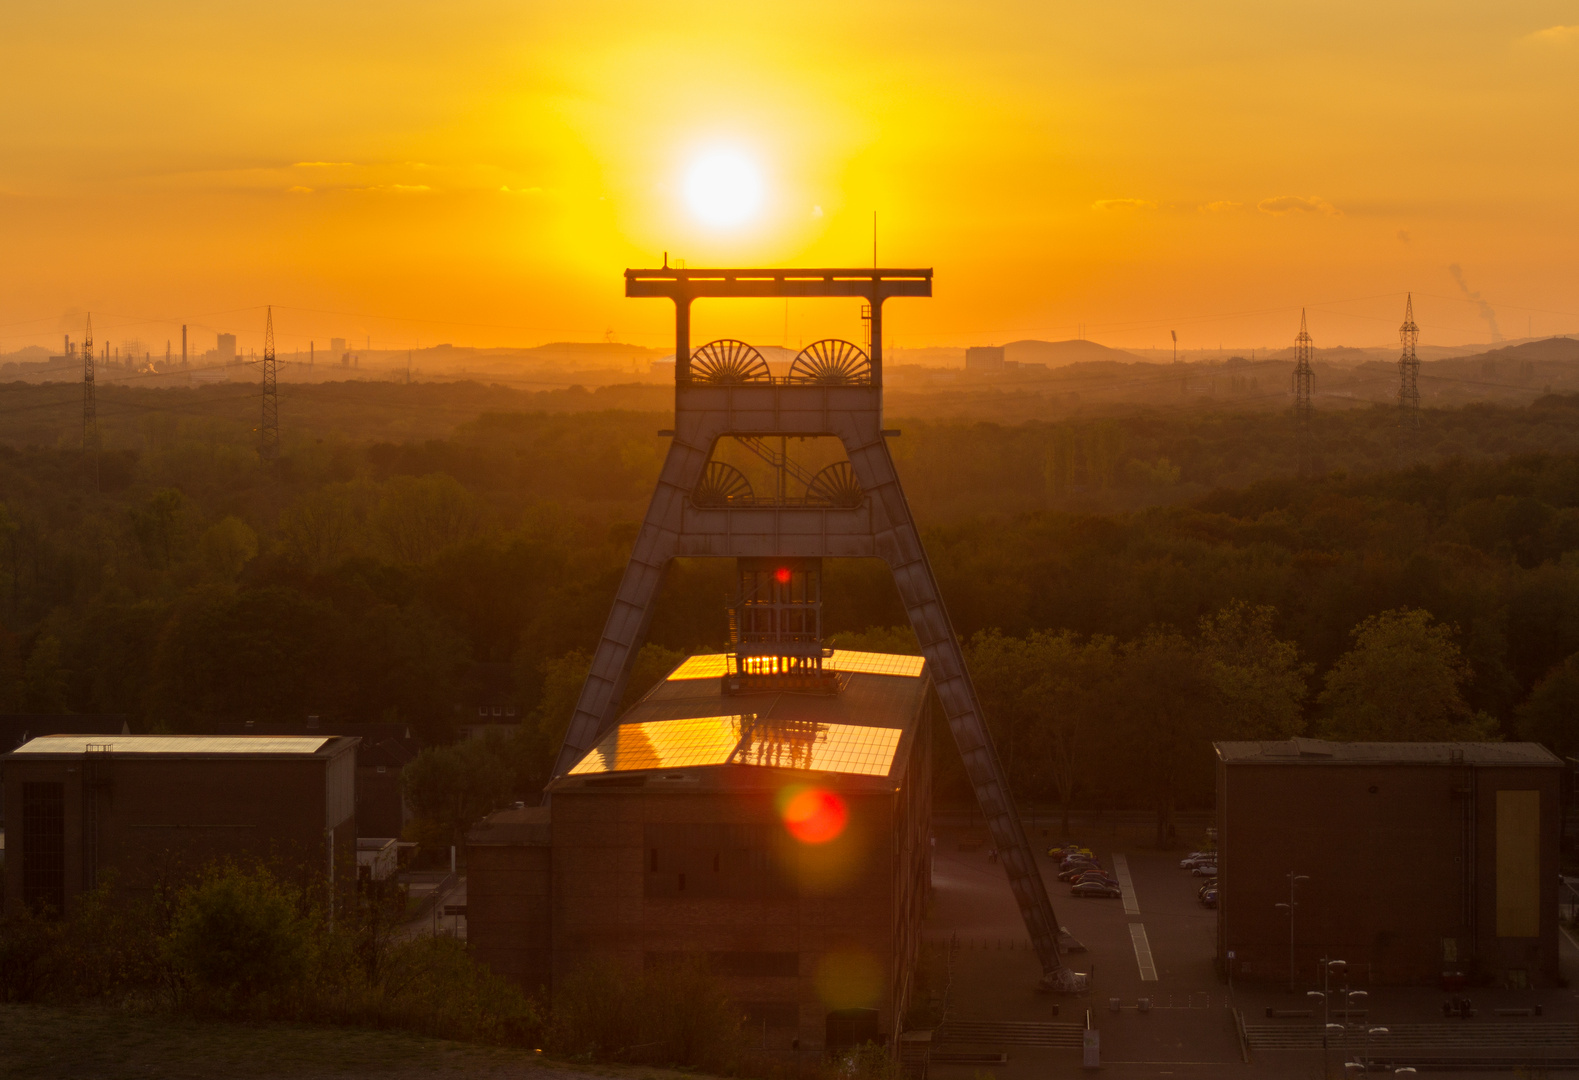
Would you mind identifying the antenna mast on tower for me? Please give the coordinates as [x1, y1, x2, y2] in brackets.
[82, 313, 99, 491]
[1398, 293, 1420, 443]
[1292, 309, 1314, 476]
[260, 306, 279, 460]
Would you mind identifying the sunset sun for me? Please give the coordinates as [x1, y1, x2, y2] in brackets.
[682, 149, 764, 228]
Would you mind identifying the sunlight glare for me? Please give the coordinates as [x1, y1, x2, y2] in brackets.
[683, 149, 764, 228]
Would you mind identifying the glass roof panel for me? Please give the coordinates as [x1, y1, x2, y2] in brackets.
[666, 654, 730, 680]
[569, 714, 742, 774]
[569, 715, 902, 778]
[825, 650, 927, 678]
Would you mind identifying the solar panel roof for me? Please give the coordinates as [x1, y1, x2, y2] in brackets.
[569, 714, 903, 778]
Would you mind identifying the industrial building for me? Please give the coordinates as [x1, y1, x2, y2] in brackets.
[470, 642, 932, 1048]
[2, 734, 357, 916]
[1215, 738, 1562, 988]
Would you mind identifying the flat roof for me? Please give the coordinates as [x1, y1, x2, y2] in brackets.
[550, 650, 929, 793]
[6, 734, 344, 758]
[1216, 737, 1561, 766]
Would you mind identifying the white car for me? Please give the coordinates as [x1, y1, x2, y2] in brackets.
[1179, 852, 1216, 869]
[1191, 863, 1218, 877]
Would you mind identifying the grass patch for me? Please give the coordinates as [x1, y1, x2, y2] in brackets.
[1, 1002, 691, 1080]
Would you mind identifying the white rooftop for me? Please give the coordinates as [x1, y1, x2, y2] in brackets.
[9, 734, 331, 755]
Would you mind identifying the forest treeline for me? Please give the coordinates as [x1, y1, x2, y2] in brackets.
[8, 387, 1579, 837]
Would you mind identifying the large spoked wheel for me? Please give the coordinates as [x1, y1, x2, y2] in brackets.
[692, 461, 754, 506]
[689, 340, 772, 384]
[787, 339, 871, 385]
[805, 461, 863, 507]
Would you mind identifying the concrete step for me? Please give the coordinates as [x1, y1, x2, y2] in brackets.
[934, 1020, 1085, 1048]
[1245, 1021, 1579, 1051]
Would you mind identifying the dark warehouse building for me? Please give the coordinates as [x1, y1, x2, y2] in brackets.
[469, 645, 934, 1050]
[2, 734, 357, 916]
[1215, 738, 1562, 988]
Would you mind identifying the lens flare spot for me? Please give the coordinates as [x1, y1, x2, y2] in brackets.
[775, 566, 792, 584]
[779, 785, 847, 845]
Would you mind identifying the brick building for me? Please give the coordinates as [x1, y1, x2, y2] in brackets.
[468, 648, 933, 1050]
[2, 734, 357, 916]
[1216, 738, 1561, 988]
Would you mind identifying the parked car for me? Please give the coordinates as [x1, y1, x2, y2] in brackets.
[1074, 872, 1119, 887]
[1199, 887, 1218, 908]
[1197, 879, 1217, 899]
[1191, 863, 1218, 877]
[1048, 844, 1093, 860]
[1059, 864, 1104, 882]
[1179, 852, 1216, 869]
[1069, 880, 1122, 899]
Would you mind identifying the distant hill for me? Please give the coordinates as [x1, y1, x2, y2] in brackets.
[1003, 339, 1143, 367]
[1458, 337, 1579, 365]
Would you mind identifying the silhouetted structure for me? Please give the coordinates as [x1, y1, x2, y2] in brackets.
[260, 306, 279, 460]
[1216, 738, 1560, 987]
[81, 314, 98, 490]
[549, 264, 1081, 992]
[1399, 293, 1421, 439]
[1292, 309, 1315, 476]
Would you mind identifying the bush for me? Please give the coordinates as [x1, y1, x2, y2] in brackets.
[550, 957, 745, 1069]
[165, 864, 310, 1012]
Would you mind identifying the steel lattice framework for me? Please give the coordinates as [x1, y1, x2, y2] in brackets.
[82, 313, 99, 491]
[1398, 293, 1420, 434]
[549, 264, 1083, 992]
[1292, 309, 1315, 476]
[260, 307, 279, 461]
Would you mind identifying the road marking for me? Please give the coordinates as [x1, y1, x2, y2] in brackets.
[1129, 922, 1159, 981]
[1112, 853, 1140, 915]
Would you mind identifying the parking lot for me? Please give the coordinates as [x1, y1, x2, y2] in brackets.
[923, 826, 1579, 1078]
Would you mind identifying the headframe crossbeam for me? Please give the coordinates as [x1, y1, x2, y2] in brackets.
[553, 266, 1078, 992]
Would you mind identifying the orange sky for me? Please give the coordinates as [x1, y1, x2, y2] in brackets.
[3, 1, 1577, 357]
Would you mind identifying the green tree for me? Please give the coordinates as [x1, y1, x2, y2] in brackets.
[197, 516, 258, 580]
[22, 634, 67, 713]
[1515, 652, 1579, 757]
[166, 864, 308, 1008]
[1317, 608, 1498, 741]
[375, 474, 482, 565]
[402, 728, 521, 850]
[1114, 628, 1216, 848]
[1198, 601, 1311, 739]
[1022, 631, 1118, 838]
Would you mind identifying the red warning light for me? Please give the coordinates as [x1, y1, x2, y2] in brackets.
[774, 567, 792, 584]
[780, 786, 847, 845]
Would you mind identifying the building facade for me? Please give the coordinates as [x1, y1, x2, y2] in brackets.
[1216, 738, 1561, 988]
[469, 648, 933, 1050]
[2, 734, 357, 916]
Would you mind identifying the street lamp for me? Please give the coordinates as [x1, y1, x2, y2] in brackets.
[1274, 871, 1310, 992]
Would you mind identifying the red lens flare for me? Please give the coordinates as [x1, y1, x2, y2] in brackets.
[780, 786, 847, 844]
[774, 567, 792, 584]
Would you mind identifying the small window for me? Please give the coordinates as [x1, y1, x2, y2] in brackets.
[477, 706, 487, 716]
[492, 705, 502, 716]
[376, 765, 387, 775]
[507, 706, 517, 717]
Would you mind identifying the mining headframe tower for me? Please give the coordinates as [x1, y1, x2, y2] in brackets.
[548, 264, 1082, 993]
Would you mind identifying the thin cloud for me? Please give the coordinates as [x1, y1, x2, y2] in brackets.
[1527, 24, 1579, 43]
[1199, 200, 1241, 213]
[292, 161, 356, 168]
[356, 184, 433, 194]
[1091, 198, 1157, 211]
[286, 186, 313, 194]
[1257, 195, 1342, 217]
